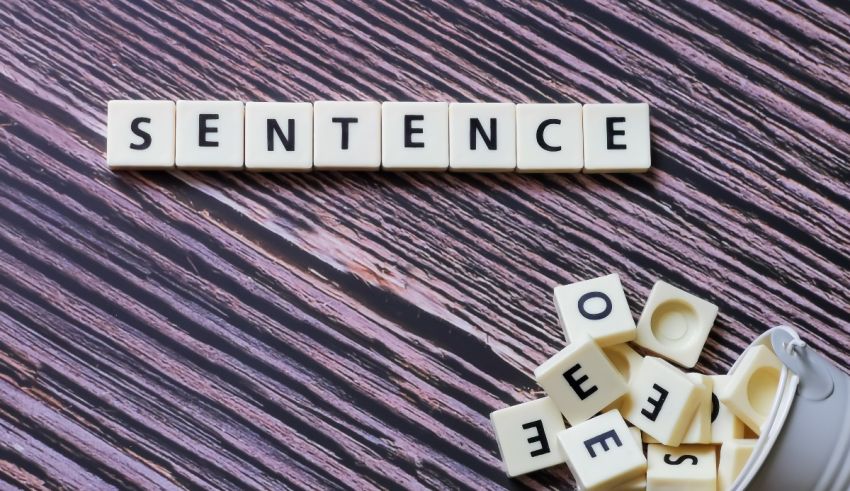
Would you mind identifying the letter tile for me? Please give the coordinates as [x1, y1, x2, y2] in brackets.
[381, 102, 449, 170]
[707, 375, 746, 444]
[534, 335, 628, 425]
[634, 281, 718, 368]
[515, 103, 583, 172]
[490, 397, 566, 477]
[717, 345, 783, 435]
[646, 444, 716, 491]
[553, 273, 637, 347]
[622, 356, 701, 446]
[107, 100, 175, 170]
[717, 439, 756, 491]
[602, 343, 645, 412]
[175, 100, 244, 170]
[244, 102, 313, 171]
[680, 373, 712, 444]
[582, 103, 651, 173]
[448, 102, 516, 171]
[557, 410, 647, 490]
[314, 101, 381, 170]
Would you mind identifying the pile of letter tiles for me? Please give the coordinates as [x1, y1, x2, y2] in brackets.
[105, 101, 650, 173]
[490, 274, 783, 490]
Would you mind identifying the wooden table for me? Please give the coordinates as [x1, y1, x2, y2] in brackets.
[1, 1, 849, 489]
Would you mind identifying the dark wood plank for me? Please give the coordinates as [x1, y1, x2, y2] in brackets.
[1, 0, 849, 488]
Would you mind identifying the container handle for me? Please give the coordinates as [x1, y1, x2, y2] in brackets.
[771, 328, 834, 401]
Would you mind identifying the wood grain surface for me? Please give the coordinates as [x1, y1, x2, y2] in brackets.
[1, 1, 849, 489]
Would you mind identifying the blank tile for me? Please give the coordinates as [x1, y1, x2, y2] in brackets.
[490, 397, 566, 477]
[647, 444, 716, 491]
[708, 375, 746, 444]
[516, 103, 583, 172]
[717, 439, 756, 491]
[534, 335, 628, 425]
[175, 100, 244, 170]
[106, 100, 175, 170]
[244, 102, 312, 171]
[381, 102, 448, 170]
[681, 373, 712, 444]
[449, 103, 516, 171]
[602, 343, 645, 412]
[314, 101, 381, 170]
[634, 281, 718, 368]
[553, 273, 637, 347]
[622, 356, 701, 446]
[583, 103, 651, 173]
[557, 410, 646, 490]
[717, 345, 783, 435]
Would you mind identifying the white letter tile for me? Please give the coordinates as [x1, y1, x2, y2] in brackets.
[381, 102, 448, 170]
[314, 101, 381, 170]
[449, 103, 516, 171]
[244, 102, 312, 171]
[557, 410, 646, 490]
[622, 356, 701, 446]
[107, 100, 175, 170]
[175, 100, 244, 170]
[582, 103, 650, 173]
[490, 397, 566, 477]
[516, 103, 583, 172]
[553, 273, 636, 347]
[647, 444, 716, 491]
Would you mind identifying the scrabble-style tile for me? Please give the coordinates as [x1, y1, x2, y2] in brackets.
[647, 444, 716, 491]
[175, 100, 244, 170]
[515, 103, 583, 172]
[717, 345, 783, 435]
[717, 439, 756, 491]
[314, 101, 381, 170]
[553, 274, 637, 347]
[244, 102, 313, 171]
[449, 103, 516, 171]
[681, 373, 712, 444]
[602, 343, 645, 412]
[490, 397, 566, 477]
[622, 356, 701, 446]
[634, 281, 718, 368]
[557, 410, 646, 490]
[582, 103, 651, 173]
[708, 375, 746, 444]
[534, 335, 628, 425]
[107, 100, 175, 170]
[381, 102, 449, 170]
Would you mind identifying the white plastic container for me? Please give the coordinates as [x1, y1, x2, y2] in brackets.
[732, 325, 850, 491]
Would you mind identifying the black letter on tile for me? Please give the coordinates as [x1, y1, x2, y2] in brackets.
[564, 364, 598, 400]
[470, 118, 497, 150]
[584, 430, 622, 458]
[711, 392, 720, 422]
[521, 420, 550, 457]
[536, 118, 561, 152]
[606, 117, 627, 149]
[664, 454, 699, 466]
[267, 119, 295, 151]
[577, 292, 612, 320]
[641, 384, 669, 422]
[130, 117, 152, 150]
[199, 114, 219, 147]
[404, 115, 425, 148]
[332, 117, 358, 150]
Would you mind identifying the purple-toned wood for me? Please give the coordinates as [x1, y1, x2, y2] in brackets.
[0, 1, 849, 489]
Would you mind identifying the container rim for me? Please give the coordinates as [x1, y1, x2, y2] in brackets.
[731, 325, 801, 490]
